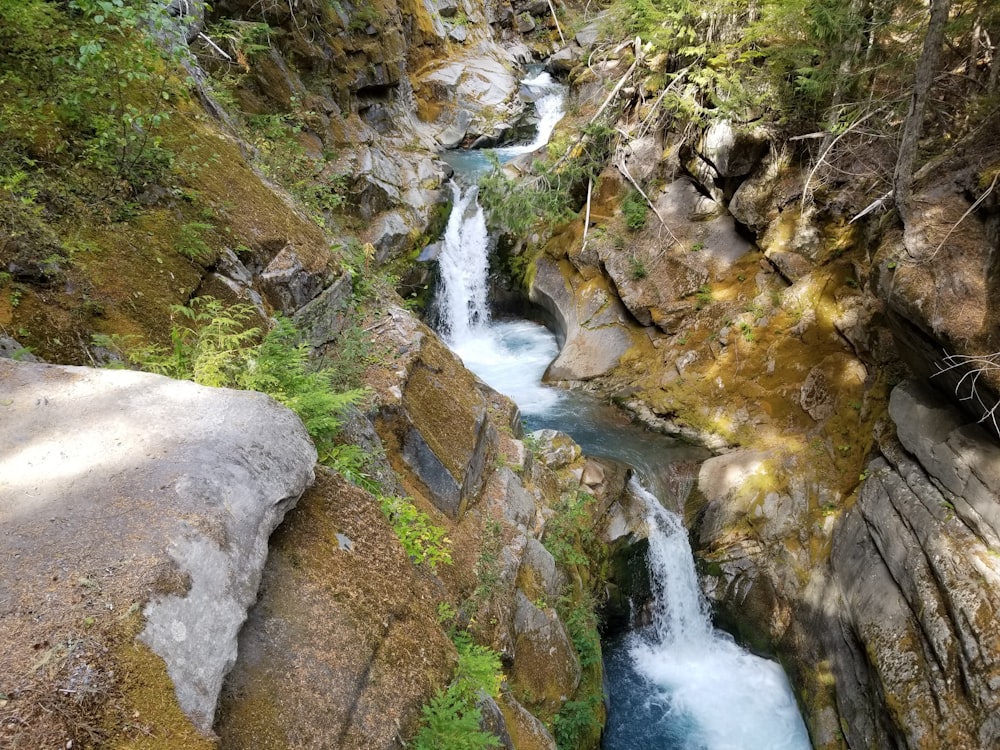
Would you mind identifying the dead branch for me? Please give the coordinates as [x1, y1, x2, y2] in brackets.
[547, 0, 566, 45]
[800, 108, 883, 213]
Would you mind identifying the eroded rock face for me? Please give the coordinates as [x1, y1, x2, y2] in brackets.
[368, 306, 501, 519]
[215, 469, 453, 749]
[0, 359, 316, 738]
[530, 255, 637, 381]
[828, 380, 1000, 749]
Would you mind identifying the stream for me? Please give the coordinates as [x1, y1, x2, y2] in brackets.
[432, 70, 812, 750]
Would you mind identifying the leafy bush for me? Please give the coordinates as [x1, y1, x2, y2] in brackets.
[553, 694, 602, 750]
[412, 633, 503, 750]
[93, 297, 365, 465]
[543, 491, 596, 567]
[378, 495, 452, 571]
[621, 191, 647, 231]
[560, 591, 602, 669]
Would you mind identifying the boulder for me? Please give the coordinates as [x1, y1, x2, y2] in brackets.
[215, 469, 453, 749]
[259, 243, 333, 314]
[509, 592, 581, 715]
[369, 307, 500, 519]
[699, 121, 769, 178]
[0, 359, 316, 740]
[530, 256, 636, 381]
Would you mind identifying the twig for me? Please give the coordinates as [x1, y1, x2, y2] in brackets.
[850, 189, 893, 223]
[198, 31, 232, 61]
[546, 0, 566, 45]
[581, 177, 593, 252]
[925, 171, 999, 260]
[800, 108, 883, 213]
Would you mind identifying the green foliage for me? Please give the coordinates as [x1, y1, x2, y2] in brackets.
[559, 591, 602, 669]
[378, 495, 452, 571]
[543, 491, 596, 567]
[94, 297, 365, 467]
[695, 284, 712, 309]
[412, 633, 503, 750]
[553, 694, 603, 750]
[628, 255, 648, 280]
[0, 0, 185, 195]
[477, 153, 572, 236]
[622, 191, 648, 231]
[175, 221, 215, 264]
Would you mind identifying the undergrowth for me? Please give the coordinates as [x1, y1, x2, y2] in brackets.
[412, 632, 503, 750]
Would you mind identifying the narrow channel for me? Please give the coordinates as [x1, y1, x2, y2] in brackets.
[432, 70, 812, 750]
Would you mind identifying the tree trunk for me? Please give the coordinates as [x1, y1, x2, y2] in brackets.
[893, 0, 952, 220]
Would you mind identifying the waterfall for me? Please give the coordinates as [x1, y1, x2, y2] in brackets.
[430, 66, 811, 750]
[437, 182, 490, 344]
[603, 479, 812, 750]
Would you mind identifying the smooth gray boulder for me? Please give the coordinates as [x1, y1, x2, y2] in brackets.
[0, 360, 316, 735]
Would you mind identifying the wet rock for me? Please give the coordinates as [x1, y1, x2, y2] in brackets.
[531, 256, 635, 381]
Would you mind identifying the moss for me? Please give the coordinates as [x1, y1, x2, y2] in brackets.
[108, 618, 216, 750]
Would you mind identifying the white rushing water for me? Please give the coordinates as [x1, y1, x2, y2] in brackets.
[608, 481, 812, 750]
[433, 67, 812, 750]
[437, 183, 490, 342]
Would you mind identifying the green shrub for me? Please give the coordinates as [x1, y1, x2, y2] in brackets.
[543, 491, 596, 567]
[93, 297, 365, 464]
[553, 694, 602, 750]
[412, 633, 503, 750]
[378, 495, 452, 571]
[621, 191, 647, 232]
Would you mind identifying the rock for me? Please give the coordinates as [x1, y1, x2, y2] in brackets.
[509, 591, 581, 715]
[436, 0, 459, 17]
[499, 467, 538, 529]
[449, 24, 468, 43]
[826, 381, 1000, 749]
[531, 429, 582, 469]
[699, 121, 769, 178]
[575, 20, 602, 48]
[259, 243, 332, 314]
[498, 692, 558, 750]
[516, 13, 536, 33]
[517, 538, 566, 603]
[799, 365, 835, 421]
[546, 45, 582, 75]
[292, 272, 354, 349]
[439, 108, 474, 148]
[363, 209, 417, 263]
[530, 256, 636, 381]
[215, 470, 453, 749]
[765, 248, 814, 282]
[0, 359, 316, 738]
[0, 335, 38, 361]
[889, 380, 1000, 547]
[370, 308, 500, 519]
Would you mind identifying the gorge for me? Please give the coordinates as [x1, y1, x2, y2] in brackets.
[2, 1, 1000, 749]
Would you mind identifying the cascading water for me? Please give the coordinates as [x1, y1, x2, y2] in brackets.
[602, 481, 811, 750]
[432, 67, 812, 750]
[437, 183, 490, 343]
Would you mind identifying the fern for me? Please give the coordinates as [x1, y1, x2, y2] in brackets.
[412, 634, 503, 750]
